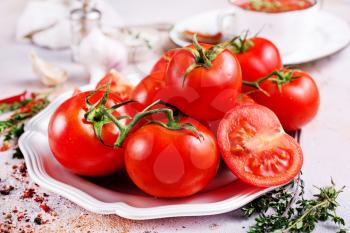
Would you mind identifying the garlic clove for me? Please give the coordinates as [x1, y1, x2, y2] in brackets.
[30, 51, 68, 87]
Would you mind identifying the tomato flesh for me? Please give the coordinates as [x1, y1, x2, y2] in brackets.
[218, 104, 303, 187]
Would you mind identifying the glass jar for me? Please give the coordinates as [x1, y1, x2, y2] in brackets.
[70, 7, 101, 62]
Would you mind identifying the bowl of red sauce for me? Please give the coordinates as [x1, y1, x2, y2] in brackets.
[219, 0, 319, 55]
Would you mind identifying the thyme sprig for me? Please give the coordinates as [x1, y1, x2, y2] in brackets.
[243, 178, 347, 233]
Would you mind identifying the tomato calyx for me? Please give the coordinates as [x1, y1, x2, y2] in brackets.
[182, 35, 232, 84]
[242, 69, 300, 95]
[84, 84, 134, 146]
[84, 85, 204, 147]
[102, 99, 204, 147]
[183, 34, 255, 84]
[226, 34, 255, 54]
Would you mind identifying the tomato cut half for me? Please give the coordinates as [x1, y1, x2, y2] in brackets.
[217, 104, 303, 187]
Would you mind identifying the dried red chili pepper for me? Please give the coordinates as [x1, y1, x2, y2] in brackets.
[0, 91, 33, 104]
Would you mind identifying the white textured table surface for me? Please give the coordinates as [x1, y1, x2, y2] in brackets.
[1, 0, 350, 232]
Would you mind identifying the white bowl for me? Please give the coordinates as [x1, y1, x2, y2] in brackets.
[170, 9, 350, 65]
[219, 0, 320, 55]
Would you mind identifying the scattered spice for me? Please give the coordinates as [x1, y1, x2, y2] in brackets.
[33, 215, 43, 225]
[39, 203, 51, 213]
[0, 223, 11, 233]
[34, 195, 44, 203]
[21, 188, 35, 199]
[0, 185, 14, 195]
[209, 223, 219, 230]
[0, 143, 9, 151]
[18, 162, 27, 174]
[17, 212, 25, 222]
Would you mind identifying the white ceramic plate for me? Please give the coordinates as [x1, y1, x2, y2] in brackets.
[18, 85, 276, 220]
[169, 9, 350, 65]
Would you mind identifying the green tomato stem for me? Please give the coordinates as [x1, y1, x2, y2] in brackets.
[242, 70, 299, 96]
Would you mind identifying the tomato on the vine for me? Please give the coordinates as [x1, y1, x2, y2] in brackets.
[228, 37, 282, 93]
[217, 104, 303, 187]
[48, 91, 132, 176]
[245, 69, 320, 131]
[124, 117, 219, 198]
[165, 42, 242, 121]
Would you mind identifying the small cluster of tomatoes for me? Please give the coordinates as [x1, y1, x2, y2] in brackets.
[48, 36, 319, 198]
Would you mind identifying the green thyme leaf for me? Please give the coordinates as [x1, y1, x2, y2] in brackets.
[242, 177, 347, 233]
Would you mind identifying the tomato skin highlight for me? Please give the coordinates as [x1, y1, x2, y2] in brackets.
[165, 44, 242, 121]
[236, 38, 282, 93]
[124, 117, 220, 198]
[217, 104, 303, 187]
[48, 91, 130, 177]
[249, 70, 320, 131]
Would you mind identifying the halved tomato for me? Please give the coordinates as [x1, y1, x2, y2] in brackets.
[217, 104, 303, 187]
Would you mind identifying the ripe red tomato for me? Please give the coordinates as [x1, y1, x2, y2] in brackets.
[217, 104, 303, 187]
[48, 91, 131, 176]
[232, 37, 282, 92]
[96, 70, 133, 99]
[248, 69, 320, 131]
[165, 43, 242, 121]
[205, 94, 255, 135]
[124, 117, 219, 198]
[150, 49, 177, 77]
[130, 50, 177, 110]
[130, 73, 165, 110]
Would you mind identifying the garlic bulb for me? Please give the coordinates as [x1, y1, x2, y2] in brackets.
[31, 52, 68, 86]
[77, 28, 128, 85]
